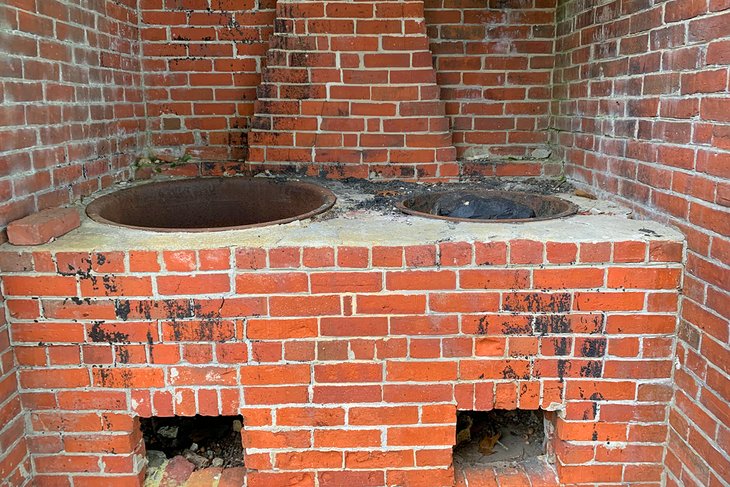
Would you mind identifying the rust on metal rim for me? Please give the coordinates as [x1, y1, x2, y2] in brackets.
[86, 177, 337, 232]
[396, 190, 578, 223]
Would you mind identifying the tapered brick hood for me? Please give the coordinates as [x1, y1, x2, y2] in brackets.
[247, 0, 458, 180]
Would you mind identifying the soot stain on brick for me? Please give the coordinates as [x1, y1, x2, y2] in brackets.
[504, 293, 571, 313]
[552, 294, 572, 313]
[170, 323, 182, 341]
[534, 314, 571, 335]
[162, 299, 226, 342]
[274, 18, 291, 34]
[592, 313, 606, 334]
[114, 300, 131, 321]
[557, 359, 570, 382]
[588, 392, 605, 413]
[170, 320, 220, 342]
[69, 297, 91, 306]
[58, 257, 92, 278]
[553, 337, 570, 356]
[476, 316, 488, 334]
[581, 338, 607, 357]
[503, 319, 532, 335]
[163, 300, 196, 320]
[198, 318, 221, 341]
[101, 275, 118, 294]
[194, 299, 226, 341]
[136, 301, 153, 320]
[201, 162, 245, 176]
[589, 392, 604, 417]
[580, 361, 603, 378]
[97, 368, 111, 386]
[77, 273, 101, 293]
[97, 368, 133, 388]
[592, 430, 599, 441]
[96, 254, 107, 266]
[502, 365, 519, 379]
[89, 321, 129, 343]
[501, 365, 529, 380]
[117, 347, 130, 364]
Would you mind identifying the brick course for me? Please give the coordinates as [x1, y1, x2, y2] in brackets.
[0, 238, 682, 486]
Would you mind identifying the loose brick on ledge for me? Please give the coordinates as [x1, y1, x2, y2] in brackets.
[7, 208, 80, 246]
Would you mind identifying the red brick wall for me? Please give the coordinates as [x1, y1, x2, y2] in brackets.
[553, 1, 730, 485]
[246, 0, 458, 181]
[139, 0, 276, 164]
[0, 0, 146, 241]
[139, 0, 557, 178]
[0, 238, 682, 486]
[0, 292, 30, 485]
[425, 0, 559, 177]
[0, 1, 144, 484]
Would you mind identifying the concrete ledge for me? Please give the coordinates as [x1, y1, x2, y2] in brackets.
[0, 178, 683, 252]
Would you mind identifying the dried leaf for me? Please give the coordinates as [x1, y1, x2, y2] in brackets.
[455, 414, 473, 446]
[575, 189, 597, 200]
[456, 427, 471, 445]
[478, 432, 501, 456]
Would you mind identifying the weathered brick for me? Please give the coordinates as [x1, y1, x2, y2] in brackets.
[7, 208, 80, 246]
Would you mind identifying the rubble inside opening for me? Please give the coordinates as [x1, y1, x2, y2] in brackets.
[141, 415, 245, 474]
[453, 410, 547, 467]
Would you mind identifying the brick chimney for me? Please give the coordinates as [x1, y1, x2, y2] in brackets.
[247, 0, 458, 181]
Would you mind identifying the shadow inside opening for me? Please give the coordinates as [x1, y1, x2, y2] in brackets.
[142, 415, 245, 471]
[453, 409, 546, 467]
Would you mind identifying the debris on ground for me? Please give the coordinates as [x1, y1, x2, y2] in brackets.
[309, 176, 573, 218]
[574, 189, 597, 199]
[454, 410, 545, 466]
[433, 193, 536, 220]
[141, 416, 244, 471]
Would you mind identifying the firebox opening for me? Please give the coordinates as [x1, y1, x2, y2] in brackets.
[142, 415, 244, 474]
[453, 409, 546, 467]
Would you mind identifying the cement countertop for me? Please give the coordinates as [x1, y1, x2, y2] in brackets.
[1, 177, 684, 252]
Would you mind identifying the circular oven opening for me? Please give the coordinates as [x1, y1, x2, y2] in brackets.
[396, 190, 577, 223]
[86, 178, 337, 232]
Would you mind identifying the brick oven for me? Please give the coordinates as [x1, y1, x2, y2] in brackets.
[0, 0, 727, 486]
[0, 180, 683, 486]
